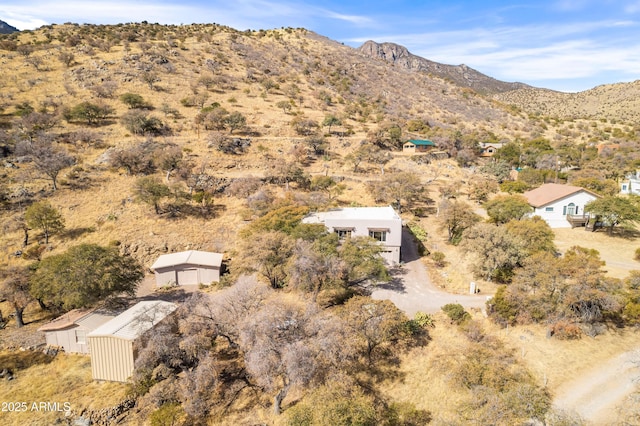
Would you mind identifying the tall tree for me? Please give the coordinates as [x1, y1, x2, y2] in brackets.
[30, 244, 143, 311]
[484, 194, 532, 225]
[240, 300, 355, 415]
[461, 223, 525, 282]
[235, 231, 295, 288]
[0, 266, 33, 327]
[585, 196, 640, 234]
[439, 199, 482, 244]
[24, 201, 65, 244]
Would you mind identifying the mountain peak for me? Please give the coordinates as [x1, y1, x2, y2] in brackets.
[0, 19, 19, 34]
[357, 40, 529, 95]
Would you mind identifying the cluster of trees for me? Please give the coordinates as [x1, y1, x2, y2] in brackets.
[489, 248, 640, 335]
[448, 189, 640, 335]
[233, 204, 389, 305]
[132, 278, 429, 423]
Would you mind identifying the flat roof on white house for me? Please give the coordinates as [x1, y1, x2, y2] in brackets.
[151, 250, 222, 270]
[87, 301, 177, 341]
[302, 206, 400, 223]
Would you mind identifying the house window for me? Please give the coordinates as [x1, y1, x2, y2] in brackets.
[545, 207, 554, 212]
[369, 230, 387, 242]
[622, 184, 628, 191]
[335, 229, 352, 240]
[75, 330, 86, 345]
[567, 203, 576, 215]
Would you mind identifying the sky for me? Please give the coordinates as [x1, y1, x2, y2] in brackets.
[2, 0, 640, 92]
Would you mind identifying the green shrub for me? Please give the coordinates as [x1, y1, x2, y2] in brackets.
[431, 251, 446, 267]
[635, 248, 640, 261]
[442, 303, 470, 325]
[149, 402, 185, 426]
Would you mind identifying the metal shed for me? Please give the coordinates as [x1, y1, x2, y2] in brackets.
[87, 300, 177, 382]
[150, 250, 223, 286]
[37, 308, 117, 354]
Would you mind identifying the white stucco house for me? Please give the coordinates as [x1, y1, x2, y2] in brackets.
[620, 170, 640, 195]
[523, 183, 600, 228]
[301, 206, 402, 264]
[151, 250, 223, 286]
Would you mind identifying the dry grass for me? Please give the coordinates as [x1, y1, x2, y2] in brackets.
[379, 313, 640, 423]
[493, 322, 640, 393]
[553, 227, 639, 279]
[0, 352, 129, 426]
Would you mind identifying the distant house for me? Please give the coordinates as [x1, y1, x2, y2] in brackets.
[620, 170, 640, 195]
[38, 309, 118, 354]
[302, 206, 402, 264]
[479, 142, 504, 157]
[523, 183, 600, 228]
[151, 250, 223, 286]
[88, 301, 177, 382]
[402, 139, 435, 154]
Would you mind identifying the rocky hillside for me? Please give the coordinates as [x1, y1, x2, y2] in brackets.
[357, 40, 530, 94]
[0, 19, 18, 34]
[494, 81, 640, 122]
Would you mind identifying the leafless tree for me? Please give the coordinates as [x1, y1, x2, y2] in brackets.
[0, 266, 33, 327]
[240, 300, 355, 415]
[16, 136, 75, 191]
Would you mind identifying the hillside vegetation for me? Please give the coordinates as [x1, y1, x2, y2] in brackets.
[0, 22, 639, 425]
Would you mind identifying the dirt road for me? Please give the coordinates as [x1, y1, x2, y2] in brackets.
[553, 349, 640, 423]
[370, 228, 489, 315]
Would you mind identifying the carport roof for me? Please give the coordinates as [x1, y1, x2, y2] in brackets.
[151, 250, 223, 270]
[87, 301, 177, 341]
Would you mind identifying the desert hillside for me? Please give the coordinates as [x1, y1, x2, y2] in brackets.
[0, 22, 639, 426]
[494, 80, 640, 122]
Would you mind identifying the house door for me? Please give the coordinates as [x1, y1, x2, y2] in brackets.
[566, 203, 576, 215]
[177, 268, 198, 285]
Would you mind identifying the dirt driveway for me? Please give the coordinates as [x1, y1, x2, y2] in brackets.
[370, 228, 489, 316]
[553, 348, 640, 423]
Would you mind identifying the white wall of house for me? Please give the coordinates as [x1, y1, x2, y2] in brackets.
[303, 207, 402, 264]
[530, 191, 599, 228]
[620, 172, 640, 195]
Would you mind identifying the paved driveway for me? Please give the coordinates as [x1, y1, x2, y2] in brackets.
[370, 228, 490, 316]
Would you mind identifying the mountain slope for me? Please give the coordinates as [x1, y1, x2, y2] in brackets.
[357, 40, 530, 95]
[0, 19, 18, 34]
[494, 81, 640, 121]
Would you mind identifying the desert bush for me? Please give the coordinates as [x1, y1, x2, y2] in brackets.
[549, 320, 582, 340]
[442, 303, 471, 325]
[500, 180, 529, 193]
[121, 110, 168, 136]
[430, 251, 446, 267]
[635, 247, 640, 261]
[120, 92, 151, 109]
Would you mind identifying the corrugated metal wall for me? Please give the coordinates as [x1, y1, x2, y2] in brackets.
[88, 336, 135, 382]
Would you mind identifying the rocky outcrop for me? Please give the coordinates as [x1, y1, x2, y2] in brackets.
[357, 40, 530, 94]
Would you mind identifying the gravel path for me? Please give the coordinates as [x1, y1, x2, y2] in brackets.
[370, 228, 490, 316]
[553, 349, 640, 423]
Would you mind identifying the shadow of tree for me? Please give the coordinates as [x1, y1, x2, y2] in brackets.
[62, 226, 96, 240]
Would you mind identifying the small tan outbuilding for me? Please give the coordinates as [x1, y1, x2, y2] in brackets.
[87, 300, 177, 382]
[38, 308, 117, 354]
[150, 250, 223, 286]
